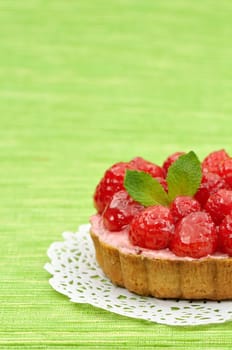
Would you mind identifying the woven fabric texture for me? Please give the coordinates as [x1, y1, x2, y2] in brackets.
[1, 1, 232, 348]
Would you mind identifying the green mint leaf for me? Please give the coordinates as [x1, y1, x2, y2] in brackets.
[166, 151, 202, 201]
[124, 170, 170, 207]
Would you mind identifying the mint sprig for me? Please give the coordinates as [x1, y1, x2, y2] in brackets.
[124, 170, 170, 206]
[124, 151, 202, 207]
[166, 151, 202, 201]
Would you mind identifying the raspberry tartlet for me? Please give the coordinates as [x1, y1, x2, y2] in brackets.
[90, 150, 232, 300]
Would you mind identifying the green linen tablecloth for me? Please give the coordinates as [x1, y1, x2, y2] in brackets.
[1, 1, 232, 348]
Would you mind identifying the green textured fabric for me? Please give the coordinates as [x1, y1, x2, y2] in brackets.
[1, 1, 232, 348]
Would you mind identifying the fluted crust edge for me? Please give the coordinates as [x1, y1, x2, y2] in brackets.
[90, 229, 232, 300]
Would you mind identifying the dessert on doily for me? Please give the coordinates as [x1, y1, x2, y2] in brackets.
[90, 150, 232, 300]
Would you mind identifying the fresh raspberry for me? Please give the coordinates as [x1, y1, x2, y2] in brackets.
[162, 152, 185, 176]
[194, 172, 229, 207]
[129, 206, 175, 250]
[102, 190, 144, 231]
[170, 212, 217, 258]
[129, 157, 164, 178]
[202, 149, 229, 175]
[94, 162, 130, 213]
[219, 158, 232, 188]
[94, 157, 164, 214]
[205, 189, 232, 225]
[218, 215, 232, 256]
[170, 196, 201, 223]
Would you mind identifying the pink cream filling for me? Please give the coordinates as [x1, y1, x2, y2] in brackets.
[90, 214, 228, 261]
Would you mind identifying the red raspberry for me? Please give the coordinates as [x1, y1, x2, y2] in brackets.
[205, 189, 232, 225]
[129, 206, 175, 250]
[94, 162, 129, 213]
[129, 157, 164, 178]
[202, 149, 229, 175]
[170, 196, 201, 223]
[102, 190, 144, 231]
[218, 215, 232, 256]
[170, 212, 217, 258]
[94, 158, 164, 214]
[194, 172, 229, 207]
[219, 158, 232, 188]
[162, 152, 185, 176]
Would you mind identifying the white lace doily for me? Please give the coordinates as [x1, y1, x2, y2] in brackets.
[44, 224, 232, 326]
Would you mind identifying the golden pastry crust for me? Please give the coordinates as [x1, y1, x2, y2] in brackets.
[90, 229, 232, 300]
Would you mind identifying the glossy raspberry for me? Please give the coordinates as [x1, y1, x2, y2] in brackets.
[103, 190, 144, 231]
[219, 158, 232, 188]
[162, 152, 185, 176]
[205, 189, 232, 225]
[129, 206, 175, 250]
[170, 212, 217, 258]
[218, 215, 232, 256]
[194, 172, 229, 207]
[170, 196, 201, 223]
[94, 162, 129, 213]
[202, 149, 229, 175]
[129, 157, 164, 178]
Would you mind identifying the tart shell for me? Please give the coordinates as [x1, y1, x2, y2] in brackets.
[90, 229, 232, 300]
